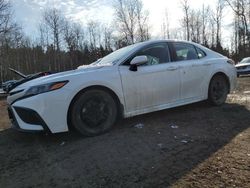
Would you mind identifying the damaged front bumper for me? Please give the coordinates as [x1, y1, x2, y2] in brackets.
[7, 106, 51, 133]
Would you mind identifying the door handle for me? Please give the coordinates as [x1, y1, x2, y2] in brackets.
[166, 66, 178, 71]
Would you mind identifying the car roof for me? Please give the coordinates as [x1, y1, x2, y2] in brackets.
[135, 39, 210, 51]
[135, 39, 193, 45]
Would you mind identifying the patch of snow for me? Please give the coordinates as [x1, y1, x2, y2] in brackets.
[181, 140, 188, 144]
[134, 123, 144, 129]
[157, 143, 163, 148]
[170, 124, 178, 129]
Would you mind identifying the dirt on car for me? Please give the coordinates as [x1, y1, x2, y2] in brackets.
[0, 78, 249, 188]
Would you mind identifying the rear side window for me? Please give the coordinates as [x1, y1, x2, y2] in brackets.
[196, 47, 206, 58]
[173, 43, 198, 61]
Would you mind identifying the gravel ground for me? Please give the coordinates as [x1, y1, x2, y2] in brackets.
[0, 77, 249, 188]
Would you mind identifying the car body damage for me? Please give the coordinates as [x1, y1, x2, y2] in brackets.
[2, 68, 52, 93]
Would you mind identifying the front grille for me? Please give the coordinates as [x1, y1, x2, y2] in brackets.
[237, 66, 247, 70]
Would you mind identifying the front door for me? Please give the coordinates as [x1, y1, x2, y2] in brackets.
[119, 43, 181, 115]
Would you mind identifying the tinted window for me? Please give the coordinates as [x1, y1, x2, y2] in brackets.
[196, 47, 206, 58]
[123, 43, 170, 66]
[173, 43, 198, 61]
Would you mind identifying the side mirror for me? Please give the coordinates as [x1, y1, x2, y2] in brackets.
[129, 55, 148, 71]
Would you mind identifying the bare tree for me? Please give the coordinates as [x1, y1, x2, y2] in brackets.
[43, 8, 63, 51]
[114, 0, 137, 44]
[0, 0, 13, 34]
[42, 8, 64, 70]
[180, 2, 210, 44]
[0, 0, 23, 83]
[135, 0, 150, 41]
[114, 0, 150, 44]
[161, 9, 170, 39]
[201, 4, 211, 45]
[87, 20, 100, 49]
[63, 21, 85, 69]
[213, 0, 225, 47]
[181, 0, 191, 41]
[103, 26, 113, 51]
[225, 0, 249, 38]
[189, 10, 202, 43]
[225, 0, 250, 57]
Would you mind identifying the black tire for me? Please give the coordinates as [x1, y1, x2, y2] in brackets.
[237, 74, 240, 78]
[208, 75, 229, 106]
[70, 89, 118, 136]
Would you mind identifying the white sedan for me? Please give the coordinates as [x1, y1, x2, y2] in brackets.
[7, 40, 237, 136]
[235, 57, 250, 77]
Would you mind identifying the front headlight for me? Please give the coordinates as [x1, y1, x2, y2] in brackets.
[24, 81, 69, 97]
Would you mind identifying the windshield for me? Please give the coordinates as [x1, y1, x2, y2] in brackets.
[240, 57, 250, 64]
[95, 43, 141, 65]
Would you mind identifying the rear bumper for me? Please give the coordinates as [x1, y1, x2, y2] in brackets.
[8, 106, 51, 133]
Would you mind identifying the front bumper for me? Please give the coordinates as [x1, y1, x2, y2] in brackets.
[7, 88, 72, 133]
[8, 106, 50, 133]
[237, 70, 250, 75]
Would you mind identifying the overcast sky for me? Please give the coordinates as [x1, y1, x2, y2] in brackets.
[11, 0, 233, 46]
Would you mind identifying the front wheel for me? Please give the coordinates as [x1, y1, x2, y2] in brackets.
[208, 75, 229, 106]
[70, 89, 118, 136]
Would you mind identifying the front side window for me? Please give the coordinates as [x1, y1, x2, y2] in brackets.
[131, 43, 170, 66]
[173, 43, 198, 61]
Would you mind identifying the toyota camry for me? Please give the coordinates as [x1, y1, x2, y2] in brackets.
[7, 40, 237, 136]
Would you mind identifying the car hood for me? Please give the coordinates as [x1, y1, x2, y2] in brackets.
[235, 62, 250, 67]
[12, 64, 109, 90]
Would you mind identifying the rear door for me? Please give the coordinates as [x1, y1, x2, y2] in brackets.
[170, 42, 209, 100]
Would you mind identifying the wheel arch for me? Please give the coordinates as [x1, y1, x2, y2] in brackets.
[67, 85, 124, 130]
[208, 72, 230, 94]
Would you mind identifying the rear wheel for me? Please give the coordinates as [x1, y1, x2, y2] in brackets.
[70, 89, 118, 136]
[208, 75, 229, 106]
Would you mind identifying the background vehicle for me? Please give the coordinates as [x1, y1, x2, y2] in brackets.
[1, 68, 52, 93]
[235, 57, 250, 77]
[7, 40, 237, 136]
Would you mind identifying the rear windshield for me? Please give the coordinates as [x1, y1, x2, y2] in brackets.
[240, 57, 250, 64]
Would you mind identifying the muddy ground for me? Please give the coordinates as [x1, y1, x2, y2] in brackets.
[0, 78, 249, 188]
